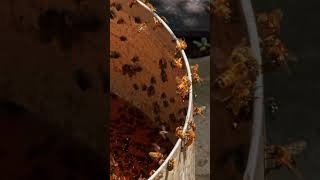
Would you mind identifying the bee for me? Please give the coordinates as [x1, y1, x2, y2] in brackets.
[137, 23, 147, 33]
[212, 0, 231, 21]
[128, 0, 138, 8]
[173, 57, 183, 68]
[256, 9, 283, 37]
[193, 106, 206, 119]
[152, 17, 162, 29]
[149, 170, 156, 176]
[265, 141, 307, 179]
[229, 46, 259, 75]
[184, 129, 196, 147]
[167, 159, 176, 171]
[154, 172, 164, 180]
[262, 35, 289, 65]
[175, 126, 185, 139]
[176, 75, 191, 100]
[191, 64, 202, 83]
[146, 3, 157, 12]
[226, 80, 253, 115]
[215, 62, 249, 88]
[110, 154, 118, 167]
[230, 46, 252, 64]
[149, 151, 164, 161]
[189, 120, 196, 131]
[176, 38, 187, 51]
[152, 143, 161, 152]
[159, 125, 168, 140]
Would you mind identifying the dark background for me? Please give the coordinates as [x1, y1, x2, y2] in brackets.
[253, 0, 320, 179]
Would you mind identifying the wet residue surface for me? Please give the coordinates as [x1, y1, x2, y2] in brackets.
[110, 94, 174, 180]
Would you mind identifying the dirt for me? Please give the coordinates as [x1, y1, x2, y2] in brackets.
[211, 0, 256, 179]
[109, 94, 173, 180]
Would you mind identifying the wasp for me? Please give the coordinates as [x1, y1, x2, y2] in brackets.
[265, 141, 307, 179]
[137, 23, 147, 33]
[215, 62, 249, 88]
[256, 9, 283, 37]
[176, 75, 191, 100]
[176, 38, 187, 51]
[212, 0, 231, 21]
[167, 159, 176, 171]
[191, 64, 202, 83]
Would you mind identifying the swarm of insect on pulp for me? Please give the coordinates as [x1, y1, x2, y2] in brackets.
[193, 106, 206, 119]
[176, 75, 191, 100]
[265, 141, 307, 179]
[215, 62, 249, 88]
[212, 0, 231, 21]
[262, 35, 289, 66]
[137, 23, 147, 33]
[176, 38, 187, 51]
[226, 80, 254, 115]
[256, 9, 283, 37]
[167, 159, 176, 171]
[191, 64, 202, 83]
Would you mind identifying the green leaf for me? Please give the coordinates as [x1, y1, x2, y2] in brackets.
[192, 40, 202, 47]
[200, 46, 206, 51]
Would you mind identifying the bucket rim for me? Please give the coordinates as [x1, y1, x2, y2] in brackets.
[135, 1, 194, 179]
[240, 0, 265, 179]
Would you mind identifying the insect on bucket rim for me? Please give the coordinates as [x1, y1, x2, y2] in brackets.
[135, 1, 193, 179]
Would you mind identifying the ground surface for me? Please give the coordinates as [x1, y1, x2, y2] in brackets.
[189, 56, 210, 179]
[252, 0, 320, 179]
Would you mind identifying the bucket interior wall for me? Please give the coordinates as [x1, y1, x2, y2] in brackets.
[110, 0, 189, 135]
